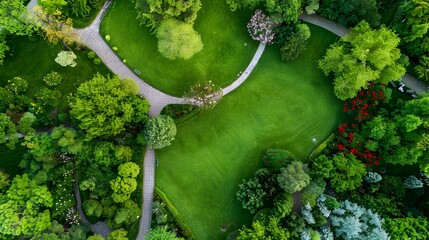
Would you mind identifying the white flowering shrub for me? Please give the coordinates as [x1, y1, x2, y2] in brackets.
[247, 9, 275, 44]
[185, 81, 223, 110]
[55, 51, 77, 67]
[43, 71, 63, 86]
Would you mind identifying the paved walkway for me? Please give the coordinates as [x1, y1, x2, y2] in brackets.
[299, 13, 429, 94]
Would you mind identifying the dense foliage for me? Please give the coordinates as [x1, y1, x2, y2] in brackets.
[143, 115, 177, 149]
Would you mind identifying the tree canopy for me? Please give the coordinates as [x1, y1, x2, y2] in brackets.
[319, 21, 407, 100]
[70, 74, 149, 139]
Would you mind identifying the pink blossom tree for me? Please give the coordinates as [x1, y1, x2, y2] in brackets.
[247, 9, 275, 44]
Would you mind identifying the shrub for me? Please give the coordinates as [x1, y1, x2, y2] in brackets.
[112, 47, 118, 51]
[105, 35, 110, 41]
[87, 51, 96, 59]
[263, 149, 296, 172]
[6, 77, 28, 94]
[236, 177, 266, 214]
[93, 58, 101, 65]
[247, 9, 275, 44]
[43, 71, 63, 86]
[143, 115, 177, 149]
[277, 161, 311, 193]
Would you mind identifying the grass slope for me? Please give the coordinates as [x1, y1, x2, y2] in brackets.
[0, 36, 110, 109]
[100, 0, 258, 96]
[155, 25, 344, 239]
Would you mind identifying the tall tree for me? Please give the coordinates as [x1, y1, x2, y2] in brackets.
[0, 0, 36, 36]
[319, 21, 407, 100]
[70, 74, 149, 139]
[319, 0, 380, 27]
[0, 113, 18, 150]
[143, 115, 177, 149]
[0, 174, 53, 238]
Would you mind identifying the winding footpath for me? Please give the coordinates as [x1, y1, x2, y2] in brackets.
[24, 0, 429, 238]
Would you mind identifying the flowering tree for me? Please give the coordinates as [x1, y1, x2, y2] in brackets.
[55, 51, 77, 67]
[185, 80, 223, 110]
[247, 9, 275, 44]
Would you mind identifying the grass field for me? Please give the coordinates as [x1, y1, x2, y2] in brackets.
[0, 35, 110, 110]
[155, 25, 344, 239]
[100, 0, 258, 96]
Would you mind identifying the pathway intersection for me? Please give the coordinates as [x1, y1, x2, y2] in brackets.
[24, 1, 429, 238]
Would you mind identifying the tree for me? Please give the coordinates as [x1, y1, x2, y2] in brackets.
[156, 19, 203, 60]
[319, 0, 380, 27]
[0, 170, 9, 191]
[143, 115, 177, 149]
[301, 178, 326, 206]
[37, 0, 68, 14]
[87, 235, 105, 240]
[263, 149, 296, 172]
[32, 6, 80, 51]
[236, 177, 267, 214]
[17, 112, 36, 134]
[118, 162, 140, 178]
[70, 74, 149, 139]
[0, 0, 36, 36]
[67, 0, 91, 17]
[107, 228, 128, 240]
[330, 200, 389, 240]
[277, 161, 311, 193]
[145, 226, 183, 240]
[329, 153, 366, 192]
[280, 23, 311, 61]
[43, 71, 63, 86]
[83, 199, 103, 218]
[247, 9, 275, 44]
[185, 81, 223, 110]
[0, 36, 9, 65]
[55, 51, 77, 67]
[272, 192, 294, 217]
[6, 77, 28, 94]
[0, 174, 53, 237]
[0, 113, 18, 150]
[51, 126, 83, 154]
[134, 0, 202, 29]
[415, 55, 429, 82]
[237, 216, 290, 239]
[110, 176, 137, 203]
[120, 78, 139, 95]
[318, 21, 407, 100]
[309, 155, 333, 179]
[384, 217, 429, 240]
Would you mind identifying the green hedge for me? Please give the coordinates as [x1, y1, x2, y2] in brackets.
[155, 187, 196, 239]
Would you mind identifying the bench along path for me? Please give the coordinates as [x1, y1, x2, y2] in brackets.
[299, 13, 429, 94]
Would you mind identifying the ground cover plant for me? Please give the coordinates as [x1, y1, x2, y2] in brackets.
[155, 25, 344, 239]
[100, 0, 258, 96]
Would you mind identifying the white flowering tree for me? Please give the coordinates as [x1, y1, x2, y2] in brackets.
[247, 9, 275, 44]
[185, 80, 223, 110]
[55, 51, 77, 67]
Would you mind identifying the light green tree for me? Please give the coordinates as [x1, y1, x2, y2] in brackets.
[0, 0, 36, 36]
[0, 174, 53, 237]
[329, 153, 366, 192]
[319, 21, 407, 100]
[0, 113, 18, 150]
[87, 234, 105, 240]
[156, 19, 203, 60]
[70, 74, 149, 139]
[0, 36, 9, 65]
[110, 177, 137, 203]
[0, 170, 9, 190]
[17, 112, 36, 134]
[107, 228, 128, 240]
[145, 226, 183, 240]
[68, 0, 91, 17]
[277, 161, 311, 193]
[118, 162, 140, 178]
[143, 115, 177, 149]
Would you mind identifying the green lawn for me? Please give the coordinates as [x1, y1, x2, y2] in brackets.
[155, 25, 344, 239]
[100, 0, 258, 97]
[0, 35, 110, 110]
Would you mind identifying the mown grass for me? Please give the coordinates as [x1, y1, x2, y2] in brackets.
[155, 25, 345, 239]
[100, 0, 258, 96]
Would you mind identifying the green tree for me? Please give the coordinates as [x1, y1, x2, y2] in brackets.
[146, 226, 183, 240]
[5, 77, 28, 94]
[37, 0, 68, 14]
[143, 115, 177, 149]
[237, 216, 290, 239]
[0, 174, 53, 237]
[329, 153, 366, 192]
[120, 78, 139, 95]
[384, 217, 429, 240]
[0, 113, 18, 150]
[156, 19, 203, 60]
[301, 178, 326, 206]
[83, 199, 103, 218]
[134, 0, 201, 29]
[0, 36, 9, 65]
[87, 235, 105, 240]
[70, 74, 149, 139]
[309, 155, 333, 179]
[263, 149, 297, 173]
[110, 177, 137, 203]
[0, 170, 9, 191]
[118, 162, 140, 178]
[107, 228, 128, 240]
[319, 0, 380, 27]
[280, 23, 311, 61]
[114, 200, 140, 225]
[236, 177, 267, 214]
[0, 0, 36, 36]
[17, 112, 36, 134]
[277, 161, 311, 193]
[415, 55, 429, 82]
[318, 21, 407, 100]
[272, 192, 294, 218]
[51, 126, 83, 154]
[67, 0, 91, 17]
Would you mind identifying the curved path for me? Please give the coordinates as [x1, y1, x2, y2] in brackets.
[299, 13, 429, 94]
[26, 0, 265, 238]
